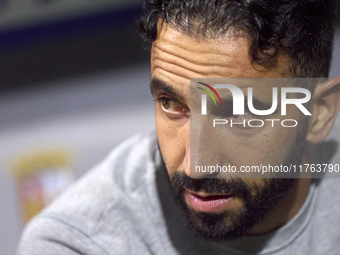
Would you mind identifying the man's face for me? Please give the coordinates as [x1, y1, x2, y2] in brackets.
[150, 22, 306, 240]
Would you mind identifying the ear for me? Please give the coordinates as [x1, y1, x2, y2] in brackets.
[306, 77, 340, 143]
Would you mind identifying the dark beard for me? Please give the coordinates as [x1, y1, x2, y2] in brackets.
[164, 116, 308, 241]
[169, 173, 295, 241]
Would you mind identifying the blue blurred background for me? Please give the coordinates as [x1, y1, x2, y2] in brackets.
[0, 1, 339, 254]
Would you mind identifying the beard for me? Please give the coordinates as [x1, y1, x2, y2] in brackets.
[169, 173, 295, 241]
[162, 116, 309, 242]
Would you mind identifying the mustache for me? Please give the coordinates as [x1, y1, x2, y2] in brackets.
[170, 172, 252, 198]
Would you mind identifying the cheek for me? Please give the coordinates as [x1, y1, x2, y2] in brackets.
[209, 124, 299, 169]
[265, 126, 297, 157]
[244, 126, 297, 167]
[155, 108, 188, 174]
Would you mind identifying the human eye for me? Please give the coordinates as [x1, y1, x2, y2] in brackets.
[226, 109, 259, 130]
[217, 107, 255, 122]
[155, 95, 189, 118]
[231, 110, 256, 122]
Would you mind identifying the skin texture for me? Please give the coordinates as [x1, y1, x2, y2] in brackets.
[150, 20, 340, 238]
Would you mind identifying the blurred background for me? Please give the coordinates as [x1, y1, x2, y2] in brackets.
[0, 1, 339, 254]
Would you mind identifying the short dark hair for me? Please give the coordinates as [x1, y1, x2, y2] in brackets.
[138, 0, 336, 78]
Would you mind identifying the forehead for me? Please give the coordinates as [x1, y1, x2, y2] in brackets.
[151, 21, 287, 88]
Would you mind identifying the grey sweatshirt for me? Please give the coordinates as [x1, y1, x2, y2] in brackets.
[17, 132, 340, 255]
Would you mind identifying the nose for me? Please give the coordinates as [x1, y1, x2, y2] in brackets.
[185, 115, 218, 179]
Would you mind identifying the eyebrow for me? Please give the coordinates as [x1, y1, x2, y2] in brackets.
[150, 78, 186, 102]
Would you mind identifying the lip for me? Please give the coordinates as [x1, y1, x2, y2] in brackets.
[184, 189, 234, 213]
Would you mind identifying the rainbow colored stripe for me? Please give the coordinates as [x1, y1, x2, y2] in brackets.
[196, 82, 223, 106]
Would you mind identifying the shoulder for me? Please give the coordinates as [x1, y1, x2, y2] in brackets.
[43, 131, 159, 229]
[297, 178, 340, 254]
[17, 132, 160, 255]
